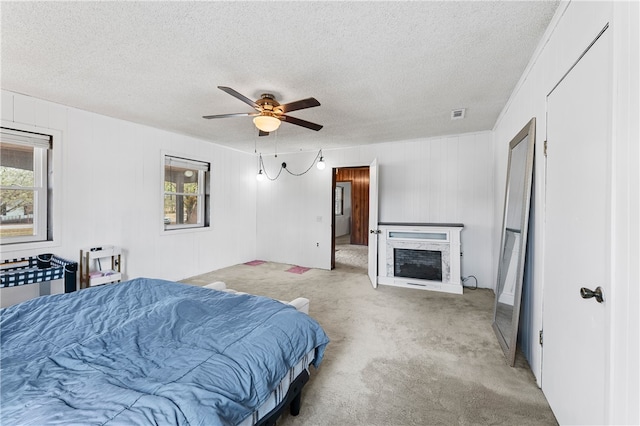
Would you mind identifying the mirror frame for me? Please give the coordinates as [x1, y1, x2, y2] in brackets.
[492, 117, 536, 366]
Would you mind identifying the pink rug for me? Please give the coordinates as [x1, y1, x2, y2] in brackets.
[244, 260, 266, 266]
[286, 265, 310, 274]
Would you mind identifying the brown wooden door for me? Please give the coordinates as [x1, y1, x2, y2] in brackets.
[335, 167, 370, 245]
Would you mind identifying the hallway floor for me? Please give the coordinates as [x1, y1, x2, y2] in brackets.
[335, 234, 368, 273]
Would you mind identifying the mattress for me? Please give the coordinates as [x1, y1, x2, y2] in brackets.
[0, 278, 329, 425]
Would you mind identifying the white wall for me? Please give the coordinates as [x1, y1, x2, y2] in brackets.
[492, 1, 639, 423]
[255, 150, 332, 269]
[609, 2, 639, 422]
[256, 132, 495, 288]
[492, 0, 611, 385]
[1, 90, 257, 305]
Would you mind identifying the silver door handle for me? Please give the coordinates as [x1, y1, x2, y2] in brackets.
[580, 286, 604, 303]
[369, 229, 381, 234]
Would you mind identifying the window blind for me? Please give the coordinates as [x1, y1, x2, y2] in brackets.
[165, 155, 209, 171]
[1, 128, 51, 149]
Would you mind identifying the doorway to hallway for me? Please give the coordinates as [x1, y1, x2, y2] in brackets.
[331, 166, 370, 272]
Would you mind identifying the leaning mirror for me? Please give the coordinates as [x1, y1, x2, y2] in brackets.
[492, 118, 536, 366]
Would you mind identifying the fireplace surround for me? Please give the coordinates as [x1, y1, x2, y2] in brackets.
[377, 223, 463, 294]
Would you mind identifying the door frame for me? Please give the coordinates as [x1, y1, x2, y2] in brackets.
[330, 162, 372, 270]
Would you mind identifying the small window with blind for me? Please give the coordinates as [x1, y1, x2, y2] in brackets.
[163, 155, 210, 231]
[0, 128, 52, 245]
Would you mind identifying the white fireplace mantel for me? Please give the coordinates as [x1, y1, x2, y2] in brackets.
[377, 223, 464, 295]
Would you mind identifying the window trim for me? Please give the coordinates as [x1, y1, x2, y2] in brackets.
[0, 120, 62, 251]
[161, 151, 211, 234]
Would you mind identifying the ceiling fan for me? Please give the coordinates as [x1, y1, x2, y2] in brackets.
[203, 86, 323, 136]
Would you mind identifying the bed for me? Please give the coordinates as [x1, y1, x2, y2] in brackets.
[0, 277, 329, 425]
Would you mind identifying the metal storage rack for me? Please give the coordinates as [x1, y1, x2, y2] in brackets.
[1, 254, 78, 293]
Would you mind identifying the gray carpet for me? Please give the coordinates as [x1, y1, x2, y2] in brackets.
[182, 247, 557, 425]
[334, 235, 368, 273]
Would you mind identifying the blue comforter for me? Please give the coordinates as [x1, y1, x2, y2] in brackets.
[0, 278, 329, 425]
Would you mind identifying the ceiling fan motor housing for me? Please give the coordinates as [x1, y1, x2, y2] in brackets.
[257, 94, 283, 116]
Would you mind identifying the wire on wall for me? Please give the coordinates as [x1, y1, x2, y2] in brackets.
[462, 275, 478, 290]
[257, 149, 324, 181]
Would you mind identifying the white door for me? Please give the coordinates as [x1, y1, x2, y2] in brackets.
[542, 27, 611, 424]
[368, 158, 379, 288]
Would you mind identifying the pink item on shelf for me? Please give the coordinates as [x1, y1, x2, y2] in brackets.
[244, 260, 266, 266]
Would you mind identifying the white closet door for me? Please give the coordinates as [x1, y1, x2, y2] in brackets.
[542, 27, 611, 425]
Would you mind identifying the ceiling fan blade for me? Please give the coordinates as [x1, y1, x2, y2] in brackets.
[279, 97, 321, 114]
[218, 86, 260, 110]
[258, 130, 269, 137]
[202, 112, 259, 119]
[280, 115, 323, 131]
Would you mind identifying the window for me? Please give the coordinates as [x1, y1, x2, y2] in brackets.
[163, 155, 210, 230]
[0, 128, 52, 245]
[335, 185, 344, 216]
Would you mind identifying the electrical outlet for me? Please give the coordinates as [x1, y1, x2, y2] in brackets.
[316, 242, 319, 247]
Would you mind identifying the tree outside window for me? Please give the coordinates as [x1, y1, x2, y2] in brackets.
[163, 155, 210, 230]
[0, 129, 51, 244]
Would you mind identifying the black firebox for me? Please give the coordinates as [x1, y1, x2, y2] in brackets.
[393, 249, 442, 281]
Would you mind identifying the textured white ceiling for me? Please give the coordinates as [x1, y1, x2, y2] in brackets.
[1, 1, 559, 154]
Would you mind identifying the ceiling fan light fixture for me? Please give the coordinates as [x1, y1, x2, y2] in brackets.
[253, 115, 281, 132]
